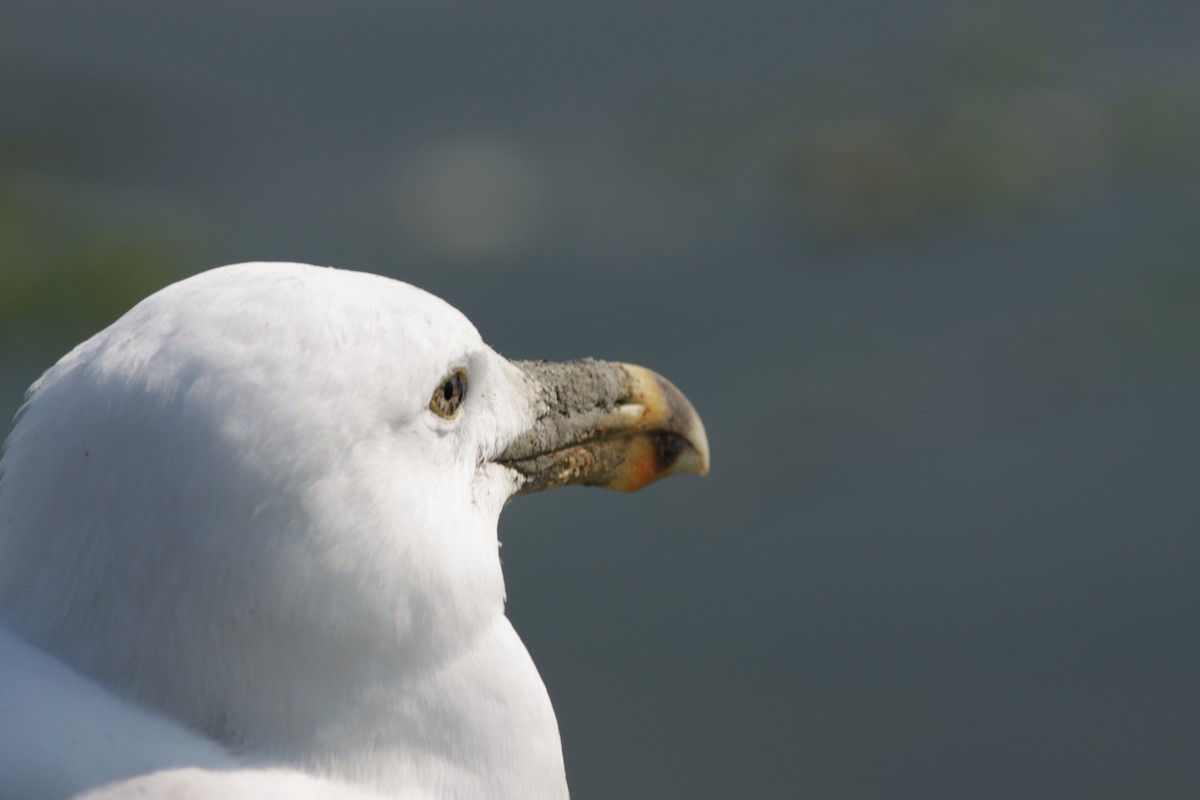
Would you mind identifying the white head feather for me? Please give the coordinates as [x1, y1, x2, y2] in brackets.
[0, 263, 566, 798]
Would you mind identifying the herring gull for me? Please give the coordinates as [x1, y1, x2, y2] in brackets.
[0, 263, 709, 799]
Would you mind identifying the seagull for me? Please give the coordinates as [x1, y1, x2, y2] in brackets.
[0, 263, 709, 800]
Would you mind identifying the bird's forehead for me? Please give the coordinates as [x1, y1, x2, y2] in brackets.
[42, 263, 489, 431]
[140, 263, 482, 369]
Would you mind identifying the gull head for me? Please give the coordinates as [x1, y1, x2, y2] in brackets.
[0, 262, 708, 797]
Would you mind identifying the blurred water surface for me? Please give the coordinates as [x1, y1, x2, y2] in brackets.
[2, 2, 1199, 798]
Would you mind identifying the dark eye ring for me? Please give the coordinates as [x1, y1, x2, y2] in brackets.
[429, 369, 468, 419]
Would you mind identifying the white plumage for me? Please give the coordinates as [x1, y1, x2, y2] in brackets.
[0, 262, 708, 799]
[0, 264, 564, 798]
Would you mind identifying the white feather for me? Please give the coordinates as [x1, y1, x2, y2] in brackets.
[0, 263, 568, 799]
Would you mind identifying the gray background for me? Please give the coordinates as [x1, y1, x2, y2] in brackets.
[2, 1, 1199, 797]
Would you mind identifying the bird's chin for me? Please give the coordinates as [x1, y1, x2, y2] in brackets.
[472, 462, 527, 515]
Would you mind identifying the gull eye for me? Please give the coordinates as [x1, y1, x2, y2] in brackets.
[429, 368, 468, 419]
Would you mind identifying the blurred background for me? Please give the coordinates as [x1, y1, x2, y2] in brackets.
[3, 1, 1199, 797]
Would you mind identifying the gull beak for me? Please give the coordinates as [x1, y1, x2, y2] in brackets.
[496, 359, 709, 496]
